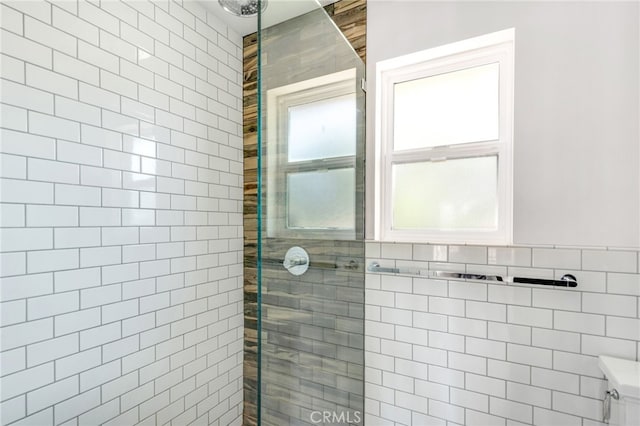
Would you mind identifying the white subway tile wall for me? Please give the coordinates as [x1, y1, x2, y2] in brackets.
[365, 242, 640, 425]
[0, 1, 243, 425]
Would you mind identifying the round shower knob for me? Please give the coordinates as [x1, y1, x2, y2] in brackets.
[283, 246, 309, 276]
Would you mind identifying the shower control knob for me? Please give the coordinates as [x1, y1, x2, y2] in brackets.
[283, 246, 310, 276]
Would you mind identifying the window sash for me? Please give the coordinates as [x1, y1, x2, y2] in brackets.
[266, 69, 359, 239]
[376, 32, 514, 244]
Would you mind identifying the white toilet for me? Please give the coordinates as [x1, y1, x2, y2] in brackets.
[598, 356, 640, 425]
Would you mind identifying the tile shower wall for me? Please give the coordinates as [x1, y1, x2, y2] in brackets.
[364, 242, 640, 426]
[0, 1, 243, 424]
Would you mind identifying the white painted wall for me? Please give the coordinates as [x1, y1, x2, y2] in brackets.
[0, 1, 244, 424]
[366, 0, 640, 248]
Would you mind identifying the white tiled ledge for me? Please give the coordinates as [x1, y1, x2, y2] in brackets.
[365, 241, 640, 274]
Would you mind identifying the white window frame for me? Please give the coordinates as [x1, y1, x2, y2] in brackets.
[375, 29, 515, 245]
[266, 68, 358, 240]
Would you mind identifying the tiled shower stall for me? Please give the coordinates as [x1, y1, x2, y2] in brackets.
[0, 1, 244, 424]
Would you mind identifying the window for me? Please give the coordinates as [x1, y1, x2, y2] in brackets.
[266, 69, 358, 239]
[375, 29, 515, 244]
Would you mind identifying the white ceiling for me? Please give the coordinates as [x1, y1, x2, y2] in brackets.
[197, 0, 334, 36]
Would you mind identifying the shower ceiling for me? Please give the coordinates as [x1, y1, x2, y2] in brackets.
[197, 0, 336, 36]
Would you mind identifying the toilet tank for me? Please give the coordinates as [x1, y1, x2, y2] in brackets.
[598, 356, 640, 425]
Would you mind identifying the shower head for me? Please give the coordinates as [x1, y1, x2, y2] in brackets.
[218, 0, 267, 17]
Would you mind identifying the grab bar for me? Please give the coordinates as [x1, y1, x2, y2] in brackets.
[367, 262, 577, 288]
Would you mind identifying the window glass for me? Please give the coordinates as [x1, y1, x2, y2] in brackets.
[287, 168, 355, 229]
[392, 156, 498, 230]
[288, 93, 356, 162]
[393, 62, 499, 150]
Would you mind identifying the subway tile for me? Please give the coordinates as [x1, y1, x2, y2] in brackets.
[79, 207, 120, 226]
[429, 296, 464, 316]
[466, 336, 506, 360]
[54, 267, 101, 293]
[449, 317, 486, 338]
[428, 365, 464, 388]
[81, 124, 122, 151]
[428, 330, 464, 352]
[581, 334, 636, 359]
[532, 248, 581, 269]
[531, 367, 579, 394]
[81, 165, 122, 189]
[57, 141, 103, 168]
[554, 311, 605, 335]
[449, 280, 487, 301]
[533, 407, 581, 426]
[0, 104, 28, 132]
[0, 272, 52, 301]
[0, 317, 52, 351]
[27, 292, 79, 320]
[54, 95, 100, 125]
[508, 343, 552, 369]
[0, 204, 25, 228]
[27, 375, 78, 414]
[582, 292, 637, 318]
[607, 272, 640, 296]
[488, 284, 531, 306]
[55, 308, 101, 337]
[532, 288, 581, 311]
[26, 334, 78, 367]
[27, 205, 78, 227]
[27, 248, 78, 273]
[0, 228, 52, 252]
[552, 391, 602, 421]
[507, 305, 552, 328]
[413, 312, 447, 331]
[553, 351, 601, 377]
[507, 381, 551, 409]
[466, 373, 505, 398]
[0, 363, 54, 402]
[488, 247, 531, 266]
[1, 3, 23, 35]
[1, 28, 52, 68]
[121, 98, 155, 123]
[449, 352, 486, 375]
[53, 51, 99, 86]
[449, 245, 487, 264]
[1, 128, 55, 159]
[466, 301, 506, 322]
[26, 65, 78, 99]
[77, 40, 118, 73]
[28, 158, 79, 184]
[80, 246, 121, 268]
[429, 400, 464, 423]
[582, 249, 637, 273]
[532, 328, 580, 353]
[489, 397, 532, 424]
[103, 110, 139, 137]
[606, 316, 640, 340]
[52, 7, 98, 44]
[79, 82, 120, 112]
[488, 359, 530, 384]
[1, 299, 25, 326]
[0, 53, 25, 84]
[102, 188, 139, 208]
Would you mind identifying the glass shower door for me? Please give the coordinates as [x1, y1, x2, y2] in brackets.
[257, 2, 366, 424]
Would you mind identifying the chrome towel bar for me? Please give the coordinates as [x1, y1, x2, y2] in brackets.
[367, 262, 578, 288]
